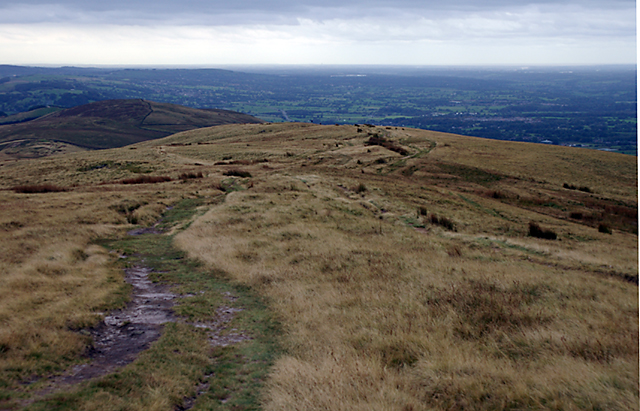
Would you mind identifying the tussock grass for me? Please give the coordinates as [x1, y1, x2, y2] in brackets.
[564, 182, 593, 193]
[178, 171, 203, 180]
[429, 214, 456, 231]
[354, 182, 367, 194]
[599, 223, 613, 234]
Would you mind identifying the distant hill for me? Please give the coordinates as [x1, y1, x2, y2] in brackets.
[0, 99, 263, 158]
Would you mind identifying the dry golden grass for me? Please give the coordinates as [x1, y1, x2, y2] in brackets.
[420, 130, 637, 199]
[0, 166, 197, 391]
[0, 190, 124, 384]
[0, 122, 636, 409]
[174, 169, 637, 410]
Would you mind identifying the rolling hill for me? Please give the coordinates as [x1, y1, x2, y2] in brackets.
[0, 123, 636, 410]
[0, 99, 263, 159]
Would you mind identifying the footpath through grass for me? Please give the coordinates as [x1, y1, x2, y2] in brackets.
[26, 199, 280, 411]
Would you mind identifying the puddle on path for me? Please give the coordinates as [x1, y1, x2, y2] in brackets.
[127, 226, 165, 236]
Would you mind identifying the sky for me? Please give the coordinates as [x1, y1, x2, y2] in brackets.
[0, 0, 636, 66]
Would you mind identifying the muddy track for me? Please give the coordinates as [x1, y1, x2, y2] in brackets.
[21, 232, 249, 408]
[76, 265, 176, 381]
[20, 264, 177, 406]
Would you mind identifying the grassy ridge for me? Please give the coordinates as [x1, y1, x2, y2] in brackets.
[0, 123, 636, 410]
[166, 124, 637, 409]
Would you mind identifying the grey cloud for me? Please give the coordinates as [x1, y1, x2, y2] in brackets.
[0, 0, 634, 25]
[0, 0, 634, 45]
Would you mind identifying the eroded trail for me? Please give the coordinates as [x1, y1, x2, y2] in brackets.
[21, 200, 278, 410]
[66, 265, 176, 384]
[21, 257, 179, 406]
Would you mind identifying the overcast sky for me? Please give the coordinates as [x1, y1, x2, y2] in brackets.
[0, 0, 636, 66]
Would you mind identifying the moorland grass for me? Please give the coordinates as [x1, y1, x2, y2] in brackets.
[0, 122, 636, 410]
[0, 191, 129, 405]
[175, 171, 637, 410]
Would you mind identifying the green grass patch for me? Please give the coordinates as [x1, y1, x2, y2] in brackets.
[494, 239, 546, 256]
[77, 161, 117, 172]
[471, 237, 545, 257]
[157, 197, 207, 230]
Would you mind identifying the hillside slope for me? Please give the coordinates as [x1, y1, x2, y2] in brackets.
[0, 123, 636, 410]
[0, 99, 263, 159]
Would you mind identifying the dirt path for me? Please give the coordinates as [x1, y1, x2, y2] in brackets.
[17, 200, 277, 410]
[21, 239, 245, 407]
[72, 265, 176, 381]
[20, 263, 177, 406]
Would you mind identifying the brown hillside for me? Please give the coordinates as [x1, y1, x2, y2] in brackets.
[0, 99, 263, 158]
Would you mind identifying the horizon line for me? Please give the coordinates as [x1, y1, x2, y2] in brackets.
[3, 63, 637, 70]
